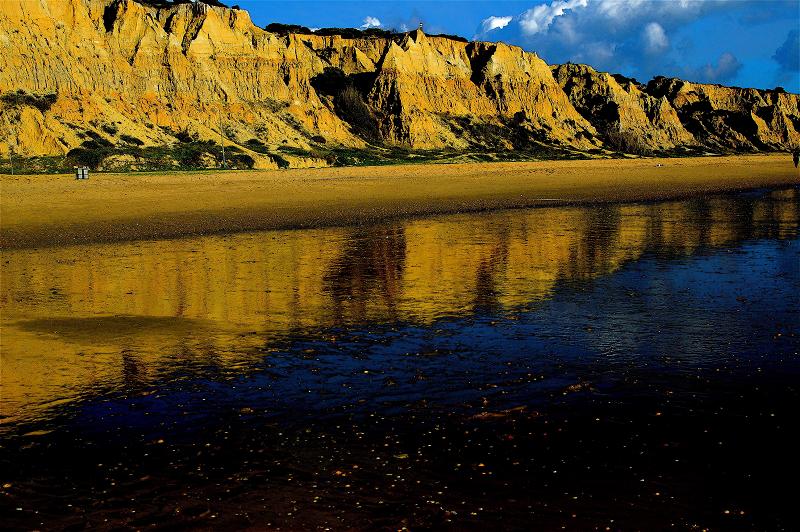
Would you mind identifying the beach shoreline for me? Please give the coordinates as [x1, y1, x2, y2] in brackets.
[2, 154, 797, 249]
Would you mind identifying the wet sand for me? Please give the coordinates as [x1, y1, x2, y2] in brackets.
[1, 154, 797, 249]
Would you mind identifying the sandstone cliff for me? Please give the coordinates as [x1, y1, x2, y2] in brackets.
[0, 0, 797, 170]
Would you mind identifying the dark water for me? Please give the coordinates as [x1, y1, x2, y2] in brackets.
[1, 188, 799, 530]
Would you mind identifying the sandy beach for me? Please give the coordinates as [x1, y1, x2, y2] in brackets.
[1, 154, 797, 249]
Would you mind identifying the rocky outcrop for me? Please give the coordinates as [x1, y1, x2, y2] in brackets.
[645, 76, 800, 151]
[553, 63, 800, 154]
[0, 0, 797, 169]
[552, 63, 695, 151]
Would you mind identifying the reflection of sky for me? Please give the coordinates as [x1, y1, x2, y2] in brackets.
[564, 239, 800, 368]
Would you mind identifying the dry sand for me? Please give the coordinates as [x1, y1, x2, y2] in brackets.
[2, 154, 797, 249]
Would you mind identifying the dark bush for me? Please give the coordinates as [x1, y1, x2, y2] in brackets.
[67, 147, 107, 169]
[314, 27, 366, 39]
[268, 153, 290, 169]
[101, 123, 119, 135]
[311, 135, 326, 144]
[174, 129, 198, 143]
[428, 32, 468, 43]
[611, 73, 641, 87]
[335, 85, 380, 143]
[228, 153, 255, 169]
[82, 138, 113, 149]
[173, 140, 218, 167]
[245, 138, 269, 153]
[362, 28, 395, 38]
[604, 128, 652, 156]
[139, 0, 228, 8]
[1, 90, 58, 113]
[265, 23, 312, 35]
[277, 146, 311, 156]
[120, 134, 144, 146]
[83, 130, 113, 145]
[261, 24, 466, 42]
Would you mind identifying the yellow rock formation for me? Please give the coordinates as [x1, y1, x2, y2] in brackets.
[0, 0, 797, 168]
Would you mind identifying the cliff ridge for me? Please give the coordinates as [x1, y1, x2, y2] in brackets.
[1, 0, 797, 171]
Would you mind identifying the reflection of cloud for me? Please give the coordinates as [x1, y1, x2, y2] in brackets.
[684, 52, 742, 83]
[360, 16, 381, 29]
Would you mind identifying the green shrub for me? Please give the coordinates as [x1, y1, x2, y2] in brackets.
[173, 140, 218, 167]
[277, 145, 311, 157]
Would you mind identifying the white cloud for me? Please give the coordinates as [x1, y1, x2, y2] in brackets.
[520, 0, 588, 36]
[643, 22, 669, 54]
[595, 0, 645, 21]
[360, 16, 381, 29]
[480, 15, 514, 33]
[473, 0, 752, 86]
[517, 0, 723, 36]
[596, 0, 707, 24]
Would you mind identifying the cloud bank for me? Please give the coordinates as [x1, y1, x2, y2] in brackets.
[519, 0, 587, 36]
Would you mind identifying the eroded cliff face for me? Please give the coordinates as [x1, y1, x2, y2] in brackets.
[552, 63, 800, 153]
[552, 63, 695, 151]
[0, 0, 797, 169]
[645, 76, 800, 151]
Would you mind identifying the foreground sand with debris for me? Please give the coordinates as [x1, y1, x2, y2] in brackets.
[2, 155, 797, 249]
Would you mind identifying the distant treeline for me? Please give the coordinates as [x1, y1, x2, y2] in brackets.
[138, 0, 231, 8]
[264, 23, 468, 42]
[133, 3, 467, 41]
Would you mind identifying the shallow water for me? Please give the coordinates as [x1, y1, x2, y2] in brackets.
[1, 188, 799, 529]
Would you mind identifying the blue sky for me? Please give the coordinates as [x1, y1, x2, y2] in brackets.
[232, 0, 800, 92]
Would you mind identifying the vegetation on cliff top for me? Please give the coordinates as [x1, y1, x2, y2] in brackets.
[263, 23, 468, 42]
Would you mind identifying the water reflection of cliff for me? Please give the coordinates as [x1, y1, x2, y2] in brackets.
[1, 189, 797, 426]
